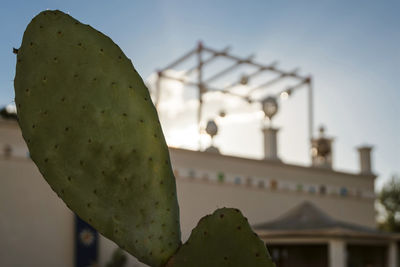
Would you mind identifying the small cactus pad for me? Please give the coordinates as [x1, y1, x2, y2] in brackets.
[167, 208, 275, 267]
[14, 10, 180, 267]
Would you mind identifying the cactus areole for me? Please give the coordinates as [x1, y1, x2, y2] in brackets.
[14, 10, 180, 267]
[15, 10, 275, 267]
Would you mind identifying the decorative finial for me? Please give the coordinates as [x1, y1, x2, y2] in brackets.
[206, 120, 218, 138]
[262, 96, 279, 126]
[205, 119, 220, 153]
[319, 125, 325, 136]
[240, 75, 249, 85]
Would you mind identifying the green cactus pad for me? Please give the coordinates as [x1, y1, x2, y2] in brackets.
[14, 10, 180, 267]
[167, 208, 275, 267]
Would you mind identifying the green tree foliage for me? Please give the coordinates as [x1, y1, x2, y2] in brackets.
[378, 174, 400, 232]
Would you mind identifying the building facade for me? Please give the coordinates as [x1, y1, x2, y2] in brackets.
[0, 116, 398, 267]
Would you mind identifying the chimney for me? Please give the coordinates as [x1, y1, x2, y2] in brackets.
[263, 127, 280, 161]
[357, 146, 373, 174]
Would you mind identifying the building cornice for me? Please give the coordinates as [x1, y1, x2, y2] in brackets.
[169, 147, 377, 180]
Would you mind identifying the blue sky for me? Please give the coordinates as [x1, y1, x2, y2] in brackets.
[1, 0, 399, 188]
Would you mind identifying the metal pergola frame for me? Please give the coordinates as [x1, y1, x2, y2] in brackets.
[153, 41, 314, 151]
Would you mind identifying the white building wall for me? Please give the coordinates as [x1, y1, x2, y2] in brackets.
[170, 148, 376, 239]
[176, 179, 376, 241]
[0, 119, 377, 266]
[0, 157, 146, 267]
[0, 158, 74, 267]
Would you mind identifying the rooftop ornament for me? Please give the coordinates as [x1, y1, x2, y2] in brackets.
[205, 119, 220, 153]
[262, 96, 279, 127]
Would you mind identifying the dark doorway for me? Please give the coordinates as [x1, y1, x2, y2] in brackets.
[347, 245, 387, 267]
[268, 244, 328, 267]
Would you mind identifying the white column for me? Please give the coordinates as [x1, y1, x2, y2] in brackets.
[329, 239, 346, 267]
[357, 146, 373, 174]
[263, 127, 279, 161]
[388, 241, 398, 267]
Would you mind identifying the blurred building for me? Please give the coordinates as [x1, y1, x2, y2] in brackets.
[0, 110, 398, 267]
[171, 125, 397, 267]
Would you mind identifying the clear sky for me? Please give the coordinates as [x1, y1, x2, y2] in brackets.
[1, 0, 399, 189]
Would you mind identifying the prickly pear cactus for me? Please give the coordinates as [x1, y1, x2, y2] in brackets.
[14, 10, 180, 267]
[167, 208, 275, 267]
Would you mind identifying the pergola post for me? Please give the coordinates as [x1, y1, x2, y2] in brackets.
[329, 239, 346, 267]
[388, 241, 398, 267]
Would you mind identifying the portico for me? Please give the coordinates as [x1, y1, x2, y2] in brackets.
[255, 202, 399, 267]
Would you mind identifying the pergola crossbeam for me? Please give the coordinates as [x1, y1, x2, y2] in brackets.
[202, 45, 307, 80]
[161, 47, 197, 71]
[182, 46, 231, 76]
[247, 68, 300, 95]
[204, 54, 254, 84]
